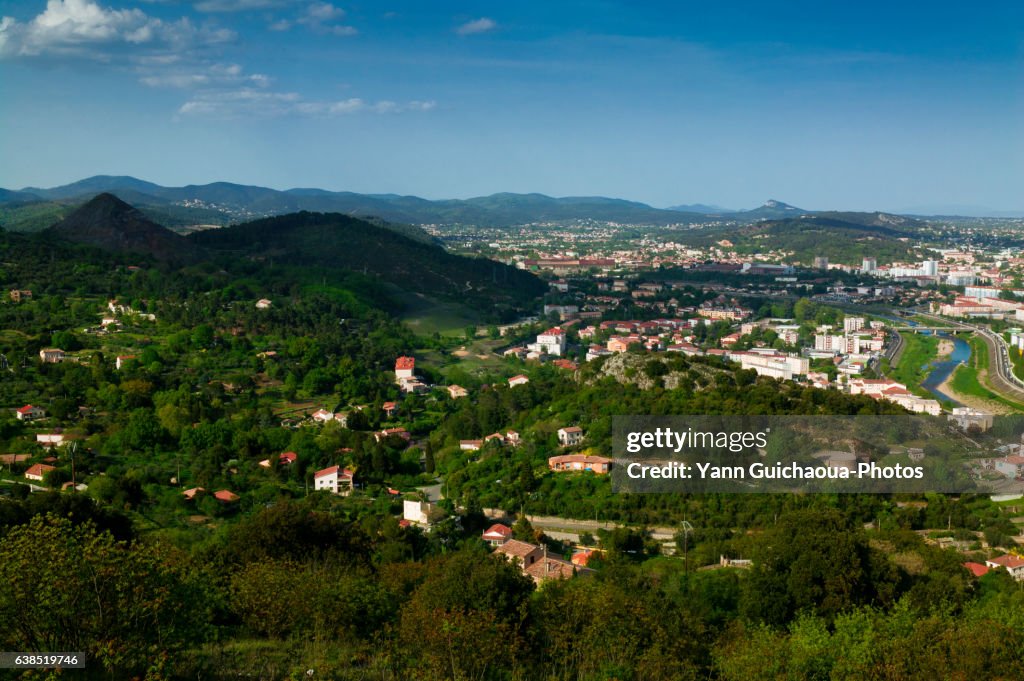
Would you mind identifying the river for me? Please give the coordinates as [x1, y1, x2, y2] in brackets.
[879, 313, 972, 405]
[919, 331, 971, 404]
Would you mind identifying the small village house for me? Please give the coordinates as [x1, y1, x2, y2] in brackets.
[15, 405, 45, 422]
[24, 463, 56, 482]
[313, 465, 355, 495]
[557, 426, 584, 447]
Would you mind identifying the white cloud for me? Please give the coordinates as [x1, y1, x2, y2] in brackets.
[193, 0, 292, 12]
[139, 62, 270, 88]
[178, 90, 437, 118]
[455, 17, 496, 36]
[0, 0, 234, 59]
[296, 2, 356, 36]
[268, 18, 290, 31]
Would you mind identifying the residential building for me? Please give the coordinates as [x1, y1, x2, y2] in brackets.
[403, 499, 440, 527]
[214, 489, 240, 503]
[395, 356, 416, 380]
[36, 433, 65, 448]
[255, 298, 272, 309]
[844, 317, 866, 333]
[481, 524, 512, 546]
[508, 374, 530, 387]
[115, 355, 137, 370]
[447, 385, 469, 399]
[39, 348, 65, 363]
[529, 327, 567, 356]
[311, 408, 334, 423]
[949, 407, 994, 432]
[494, 539, 544, 569]
[24, 463, 56, 482]
[557, 426, 584, 446]
[734, 352, 809, 381]
[313, 465, 355, 495]
[994, 456, 1024, 480]
[548, 454, 612, 474]
[985, 555, 1024, 581]
[15, 405, 45, 421]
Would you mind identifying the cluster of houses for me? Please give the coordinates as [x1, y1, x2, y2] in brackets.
[963, 554, 1024, 581]
[482, 524, 595, 584]
[937, 287, 1024, 320]
[847, 378, 942, 415]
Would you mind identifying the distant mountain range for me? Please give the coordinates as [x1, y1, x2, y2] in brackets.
[3, 176, 1018, 232]
[0, 175, 916, 230]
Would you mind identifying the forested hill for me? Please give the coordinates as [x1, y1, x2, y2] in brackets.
[668, 214, 924, 265]
[190, 210, 546, 307]
[45, 193, 201, 263]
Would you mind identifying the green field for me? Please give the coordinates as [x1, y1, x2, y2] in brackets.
[948, 336, 1024, 412]
[400, 295, 481, 336]
[888, 332, 939, 397]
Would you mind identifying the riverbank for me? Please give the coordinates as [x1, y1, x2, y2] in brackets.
[937, 366, 1014, 415]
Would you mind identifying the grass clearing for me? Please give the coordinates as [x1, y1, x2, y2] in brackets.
[888, 332, 939, 397]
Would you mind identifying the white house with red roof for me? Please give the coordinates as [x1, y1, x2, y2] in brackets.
[481, 523, 513, 546]
[313, 465, 355, 495]
[508, 374, 530, 387]
[24, 463, 56, 482]
[395, 356, 416, 380]
[15, 405, 45, 422]
[115, 355, 138, 370]
[311, 408, 334, 423]
[528, 327, 567, 356]
[985, 554, 1024, 581]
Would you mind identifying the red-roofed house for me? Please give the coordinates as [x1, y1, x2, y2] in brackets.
[25, 463, 56, 482]
[985, 554, 1024, 580]
[395, 356, 416, 379]
[963, 562, 990, 577]
[481, 523, 512, 546]
[15, 405, 45, 422]
[214, 489, 240, 503]
[312, 409, 334, 423]
[508, 374, 530, 387]
[115, 355, 137, 370]
[313, 465, 355, 495]
[376, 427, 410, 442]
[548, 454, 611, 474]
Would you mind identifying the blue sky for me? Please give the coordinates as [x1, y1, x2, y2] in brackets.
[1, 0, 1021, 213]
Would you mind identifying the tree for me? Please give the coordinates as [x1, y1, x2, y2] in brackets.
[740, 509, 900, 625]
[0, 515, 207, 677]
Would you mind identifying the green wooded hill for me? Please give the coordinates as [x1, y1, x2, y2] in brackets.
[671, 214, 924, 265]
[45, 193, 202, 263]
[189, 210, 546, 308]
